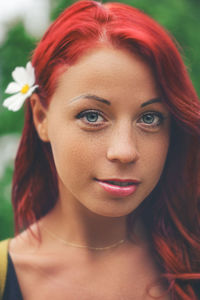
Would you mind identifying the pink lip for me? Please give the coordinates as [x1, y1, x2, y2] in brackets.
[98, 178, 141, 184]
[95, 179, 140, 197]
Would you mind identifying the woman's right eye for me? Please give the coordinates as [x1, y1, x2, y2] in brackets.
[76, 110, 106, 127]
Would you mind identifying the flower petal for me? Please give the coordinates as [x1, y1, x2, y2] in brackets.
[26, 62, 36, 86]
[12, 66, 29, 85]
[5, 82, 21, 94]
[2, 93, 26, 111]
[25, 85, 39, 98]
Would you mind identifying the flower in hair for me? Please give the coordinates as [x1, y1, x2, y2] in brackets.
[3, 62, 38, 111]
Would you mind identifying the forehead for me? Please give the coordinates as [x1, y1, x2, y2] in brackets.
[53, 46, 160, 107]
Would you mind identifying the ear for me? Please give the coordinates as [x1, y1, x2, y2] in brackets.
[30, 93, 49, 142]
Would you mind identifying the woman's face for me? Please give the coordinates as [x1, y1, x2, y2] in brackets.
[41, 46, 170, 217]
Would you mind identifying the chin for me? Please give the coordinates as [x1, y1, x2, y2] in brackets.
[87, 204, 136, 218]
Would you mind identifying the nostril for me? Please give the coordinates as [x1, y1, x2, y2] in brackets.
[106, 129, 140, 163]
[106, 147, 139, 163]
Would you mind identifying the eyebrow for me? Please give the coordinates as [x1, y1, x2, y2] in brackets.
[69, 93, 162, 107]
[140, 98, 162, 107]
[69, 94, 110, 105]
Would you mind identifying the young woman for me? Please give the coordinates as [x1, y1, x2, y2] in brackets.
[1, 1, 200, 299]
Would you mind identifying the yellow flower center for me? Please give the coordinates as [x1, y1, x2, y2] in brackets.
[21, 84, 30, 94]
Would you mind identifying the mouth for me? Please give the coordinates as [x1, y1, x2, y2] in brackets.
[94, 178, 140, 197]
[98, 180, 135, 187]
[95, 178, 140, 186]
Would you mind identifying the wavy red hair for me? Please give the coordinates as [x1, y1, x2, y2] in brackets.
[12, 1, 200, 298]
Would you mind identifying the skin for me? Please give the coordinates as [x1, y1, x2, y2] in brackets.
[33, 45, 170, 244]
[9, 46, 171, 299]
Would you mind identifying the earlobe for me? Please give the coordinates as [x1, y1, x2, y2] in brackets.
[30, 94, 49, 142]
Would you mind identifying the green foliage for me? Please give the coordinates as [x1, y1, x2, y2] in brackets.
[0, 23, 37, 238]
[0, 166, 14, 240]
[0, 23, 37, 135]
[51, 0, 74, 20]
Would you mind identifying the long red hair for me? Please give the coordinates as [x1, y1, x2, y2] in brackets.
[12, 1, 200, 298]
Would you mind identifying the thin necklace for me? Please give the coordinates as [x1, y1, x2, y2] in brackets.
[43, 227, 126, 251]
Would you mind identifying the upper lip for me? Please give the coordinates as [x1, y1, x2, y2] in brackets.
[95, 178, 141, 184]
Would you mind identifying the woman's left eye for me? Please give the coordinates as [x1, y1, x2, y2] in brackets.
[137, 112, 164, 128]
[76, 110, 105, 126]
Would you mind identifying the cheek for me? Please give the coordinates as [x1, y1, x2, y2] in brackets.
[49, 128, 101, 183]
[141, 133, 170, 182]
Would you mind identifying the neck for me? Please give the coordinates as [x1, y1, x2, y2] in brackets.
[41, 198, 128, 249]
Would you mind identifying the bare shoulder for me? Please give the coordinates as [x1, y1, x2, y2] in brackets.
[8, 224, 43, 285]
[9, 224, 41, 253]
[8, 226, 171, 300]
[8, 223, 57, 299]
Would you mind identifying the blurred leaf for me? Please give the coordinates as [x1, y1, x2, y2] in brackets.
[50, 0, 75, 20]
[0, 166, 14, 240]
[0, 22, 37, 134]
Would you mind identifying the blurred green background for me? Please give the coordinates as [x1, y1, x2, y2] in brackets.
[0, 0, 199, 240]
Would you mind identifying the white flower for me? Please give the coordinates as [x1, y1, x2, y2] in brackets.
[3, 62, 38, 112]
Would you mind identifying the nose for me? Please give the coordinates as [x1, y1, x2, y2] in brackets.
[106, 122, 140, 164]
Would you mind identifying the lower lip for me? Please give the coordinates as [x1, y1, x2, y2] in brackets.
[97, 180, 138, 197]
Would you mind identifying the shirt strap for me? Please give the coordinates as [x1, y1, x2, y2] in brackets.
[0, 239, 10, 300]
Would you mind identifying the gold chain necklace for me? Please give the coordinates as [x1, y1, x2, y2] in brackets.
[43, 227, 126, 251]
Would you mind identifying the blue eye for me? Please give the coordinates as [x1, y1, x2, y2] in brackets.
[76, 110, 105, 125]
[76, 110, 166, 129]
[142, 114, 155, 124]
[85, 112, 100, 123]
[139, 112, 164, 127]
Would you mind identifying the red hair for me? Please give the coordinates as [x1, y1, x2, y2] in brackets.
[12, 1, 200, 298]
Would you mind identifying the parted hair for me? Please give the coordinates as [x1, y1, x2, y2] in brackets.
[12, 1, 200, 298]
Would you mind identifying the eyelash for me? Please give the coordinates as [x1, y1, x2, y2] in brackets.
[76, 109, 165, 129]
[76, 110, 105, 127]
